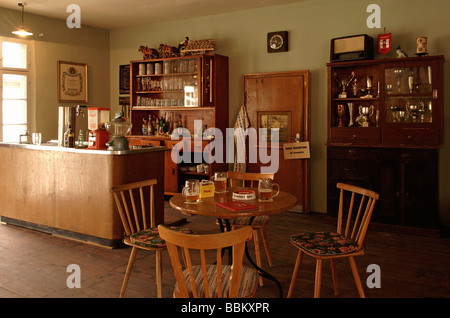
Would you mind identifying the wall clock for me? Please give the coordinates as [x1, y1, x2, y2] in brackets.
[267, 31, 288, 53]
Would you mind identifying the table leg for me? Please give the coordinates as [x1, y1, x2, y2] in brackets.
[217, 218, 232, 264]
[245, 216, 283, 298]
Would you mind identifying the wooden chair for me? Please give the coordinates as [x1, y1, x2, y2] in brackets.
[111, 179, 191, 298]
[287, 182, 379, 298]
[158, 225, 259, 298]
[226, 171, 275, 286]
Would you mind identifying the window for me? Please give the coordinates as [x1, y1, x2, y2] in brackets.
[0, 39, 29, 142]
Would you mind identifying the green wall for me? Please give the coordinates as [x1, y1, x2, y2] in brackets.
[110, 0, 450, 223]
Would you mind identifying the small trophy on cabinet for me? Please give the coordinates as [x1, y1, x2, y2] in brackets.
[334, 71, 355, 98]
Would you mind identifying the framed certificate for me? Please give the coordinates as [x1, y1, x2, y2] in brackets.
[57, 60, 88, 103]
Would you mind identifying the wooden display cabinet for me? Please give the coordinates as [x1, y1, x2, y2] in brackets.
[327, 56, 444, 234]
[128, 54, 229, 195]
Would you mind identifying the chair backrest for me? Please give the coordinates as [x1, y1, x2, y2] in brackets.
[111, 179, 157, 236]
[158, 225, 253, 298]
[336, 182, 379, 249]
[227, 171, 274, 188]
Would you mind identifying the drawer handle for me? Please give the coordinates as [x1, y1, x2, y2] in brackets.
[408, 135, 412, 141]
[352, 134, 357, 140]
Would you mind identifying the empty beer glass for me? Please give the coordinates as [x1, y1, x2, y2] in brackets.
[258, 178, 280, 202]
[182, 179, 201, 204]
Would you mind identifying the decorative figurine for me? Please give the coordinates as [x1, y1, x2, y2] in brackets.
[138, 46, 159, 60]
[158, 43, 179, 58]
[396, 45, 408, 58]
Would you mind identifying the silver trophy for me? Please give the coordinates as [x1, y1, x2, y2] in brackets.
[357, 105, 374, 127]
[406, 101, 425, 121]
[334, 71, 355, 98]
[347, 103, 355, 126]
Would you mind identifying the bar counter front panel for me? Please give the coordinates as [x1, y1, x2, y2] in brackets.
[0, 143, 166, 248]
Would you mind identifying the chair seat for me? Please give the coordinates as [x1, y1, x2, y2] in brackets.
[175, 265, 258, 298]
[230, 215, 269, 227]
[130, 226, 192, 248]
[290, 231, 359, 256]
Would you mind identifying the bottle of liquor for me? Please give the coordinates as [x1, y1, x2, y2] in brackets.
[147, 115, 153, 135]
[64, 125, 75, 148]
[141, 118, 147, 135]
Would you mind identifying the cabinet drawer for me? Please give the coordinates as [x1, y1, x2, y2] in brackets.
[329, 128, 380, 145]
[382, 128, 440, 147]
[328, 147, 379, 160]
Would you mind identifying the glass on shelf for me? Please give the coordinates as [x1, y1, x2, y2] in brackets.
[384, 96, 433, 124]
[385, 66, 432, 95]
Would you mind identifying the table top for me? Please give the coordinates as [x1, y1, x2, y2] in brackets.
[169, 187, 297, 219]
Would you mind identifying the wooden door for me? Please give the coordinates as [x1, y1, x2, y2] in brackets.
[243, 71, 310, 212]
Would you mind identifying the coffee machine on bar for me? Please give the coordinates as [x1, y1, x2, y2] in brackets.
[88, 107, 110, 150]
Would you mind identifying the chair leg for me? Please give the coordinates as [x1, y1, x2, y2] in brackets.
[253, 228, 264, 286]
[260, 227, 273, 268]
[155, 250, 163, 298]
[348, 256, 366, 298]
[330, 259, 339, 296]
[287, 250, 303, 298]
[314, 259, 323, 298]
[120, 246, 138, 298]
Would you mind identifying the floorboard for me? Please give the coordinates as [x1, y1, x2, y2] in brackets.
[0, 200, 449, 300]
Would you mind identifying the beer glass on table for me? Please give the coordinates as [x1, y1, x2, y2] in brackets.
[211, 172, 227, 193]
[258, 178, 280, 202]
[182, 179, 201, 204]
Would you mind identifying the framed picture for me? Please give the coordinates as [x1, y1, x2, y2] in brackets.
[258, 111, 291, 143]
[119, 64, 130, 94]
[57, 61, 88, 103]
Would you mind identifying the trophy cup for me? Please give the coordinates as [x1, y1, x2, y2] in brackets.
[406, 101, 425, 121]
[396, 109, 408, 122]
[408, 71, 414, 93]
[334, 71, 355, 98]
[365, 76, 373, 98]
[337, 104, 345, 127]
[347, 103, 354, 126]
[394, 69, 403, 92]
[358, 105, 374, 127]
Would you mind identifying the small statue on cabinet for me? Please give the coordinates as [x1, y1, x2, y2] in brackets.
[396, 45, 408, 58]
[138, 46, 159, 60]
[158, 43, 179, 58]
[178, 37, 189, 51]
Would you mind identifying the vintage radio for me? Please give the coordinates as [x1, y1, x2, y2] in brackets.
[330, 34, 374, 62]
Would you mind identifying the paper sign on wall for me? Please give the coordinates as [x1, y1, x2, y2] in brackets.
[283, 142, 310, 159]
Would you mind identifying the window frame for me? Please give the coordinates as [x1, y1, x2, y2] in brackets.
[0, 37, 31, 142]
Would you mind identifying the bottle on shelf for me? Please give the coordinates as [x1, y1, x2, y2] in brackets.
[64, 124, 75, 148]
[147, 115, 153, 135]
[141, 118, 148, 135]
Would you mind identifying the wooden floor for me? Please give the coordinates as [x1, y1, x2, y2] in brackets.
[1, 200, 449, 299]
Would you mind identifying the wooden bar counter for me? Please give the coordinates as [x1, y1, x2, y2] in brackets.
[0, 142, 166, 248]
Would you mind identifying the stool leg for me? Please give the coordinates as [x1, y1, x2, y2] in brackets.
[253, 228, 264, 286]
[348, 256, 365, 298]
[155, 250, 163, 298]
[120, 246, 138, 298]
[330, 258, 339, 296]
[314, 259, 323, 298]
[287, 250, 303, 298]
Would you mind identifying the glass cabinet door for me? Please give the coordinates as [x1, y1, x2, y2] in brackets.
[384, 64, 434, 124]
[134, 56, 200, 107]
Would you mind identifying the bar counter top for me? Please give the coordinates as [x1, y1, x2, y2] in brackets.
[0, 141, 167, 155]
[0, 141, 166, 247]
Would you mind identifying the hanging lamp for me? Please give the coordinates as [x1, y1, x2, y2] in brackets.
[12, 3, 33, 37]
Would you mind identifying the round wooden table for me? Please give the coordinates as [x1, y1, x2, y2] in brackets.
[169, 187, 297, 219]
[169, 187, 297, 298]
